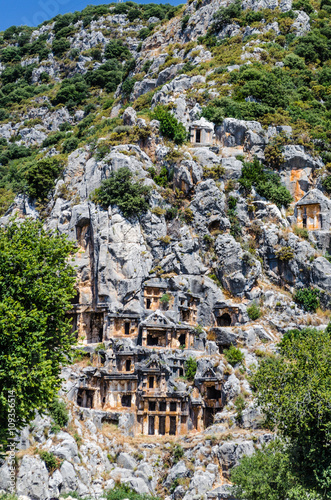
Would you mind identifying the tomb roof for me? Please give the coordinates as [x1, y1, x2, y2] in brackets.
[191, 117, 214, 131]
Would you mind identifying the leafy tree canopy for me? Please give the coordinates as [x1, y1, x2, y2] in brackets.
[0, 219, 77, 455]
[92, 167, 151, 218]
[250, 327, 331, 495]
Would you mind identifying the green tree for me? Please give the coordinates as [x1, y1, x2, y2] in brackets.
[92, 167, 151, 218]
[0, 219, 77, 455]
[231, 440, 323, 500]
[25, 157, 63, 201]
[251, 328, 331, 495]
[153, 106, 187, 145]
[185, 357, 197, 380]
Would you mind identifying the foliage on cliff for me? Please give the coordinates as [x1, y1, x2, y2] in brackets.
[0, 220, 77, 455]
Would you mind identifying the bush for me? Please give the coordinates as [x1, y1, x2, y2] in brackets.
[62, 137, 79, 153]
[153, 106, 187, 145]
[295, 30, 330, 63]
[25, 158, 63, 201]
[48, 397, 69, 428]
[247, 302, 262, 321]
[275, 246, 295, 261]
[148, 166, 169, 187]
[39, 451, 60, 472]
[42, 132, 65, 148]
[294, 287, 320, 312]
[92, 167, 151, 218]
[173, 444, 184, 463]
[239, 157, 292, 208]
[52, 38, 70, 56]
[105, 484, 161, 500]
[293, 225, 309, 240]
[185, 357, 197, 380]
[322, 175, 331, 193]
[105, 40, 131, 61]
[53, 76, 89, 108]
[231, 440, 323, 500]
[160, 293, 170, 305]
[181, 15, 190, 30]
[234, 394, 246, 422]
[122, 78, 135, 98]
[212, 0, 242, 32]
[224, 345, 244, 366]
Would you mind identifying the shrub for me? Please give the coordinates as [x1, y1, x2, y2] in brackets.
[294, 288, 320, 312]
[275, 246, 295, 261]
[293, 225, 309, 240]
[25, 158, 63, 201]
[52, 38, 70, 57]
[181, 15, 190, 30]
[122, 78, 135, 98]
[42, 132, 65, 148]
[85, 60, 123, 92]
[239, 157, 292, 208]
[234, 394, 246, 422]
[247, 302, 262, 321]
[224, 345, 245, 366]
[105, 40, 131, 61]
[295, 30, 330, 63]
[105, 484, 161, 499]
[62, 137, 79, 153]
[92, 167, 151, 218]
[148, 166, 169, 188]
[322, 175, 331, 193]
[212, 0, 242, 32]
[53, 76, 89, 108]
[160, 293, 170, 305]
[48, 397, 69, 428]
[39, 451, 60, 472]
[173, 444, 184, 463]
[185, 357, 197, 380]
[153, 106, 187, 145]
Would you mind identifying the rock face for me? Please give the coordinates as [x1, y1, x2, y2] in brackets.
[0, 0, 329, 498]
[16, 456, 50, 500]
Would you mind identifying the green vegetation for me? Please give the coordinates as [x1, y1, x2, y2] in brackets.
[224, 345, 245, 366]
[234, 394, 246, 422]
[153, 106, 187, 145]
[48, 397, 69, 428]
[239, 157, 292, 208]
[0, 220, 77, 455]
[92, 167, 151, 218]
[293, 287, 320, 312]
[148, 166, 171, 188]
[185, 357, 197, 380]
[231, 440, 323, 500]
[39, 450, 61, 472]
[275, 246, 295, 261]
[105, 484, 161, 500]
[227, 195, 241, 239]
[234, 327, 331, 498]
[25, 157, 64, 201]
[172, 444, 185, 463]
[247, 302, 262, 320]
[160, 293, 171, 304]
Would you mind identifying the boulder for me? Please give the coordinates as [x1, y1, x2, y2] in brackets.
[117, 452, 138, 470]
[16, 456, 50, 500]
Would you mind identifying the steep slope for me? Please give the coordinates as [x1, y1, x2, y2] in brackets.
[0, 0, 330, 498]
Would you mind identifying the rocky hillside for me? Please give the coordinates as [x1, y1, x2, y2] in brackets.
[0, 0, 330, 498]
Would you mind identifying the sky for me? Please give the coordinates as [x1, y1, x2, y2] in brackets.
[0, 0, 183, 31]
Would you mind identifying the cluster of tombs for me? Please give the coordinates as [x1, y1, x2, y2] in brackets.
[74, 348, 224, 436]
[70, 280, 248, 436]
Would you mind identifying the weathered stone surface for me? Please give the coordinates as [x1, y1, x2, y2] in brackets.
[16, 456, 50, 500]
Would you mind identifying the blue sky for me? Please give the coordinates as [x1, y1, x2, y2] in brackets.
[0, 0, 183, 31]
